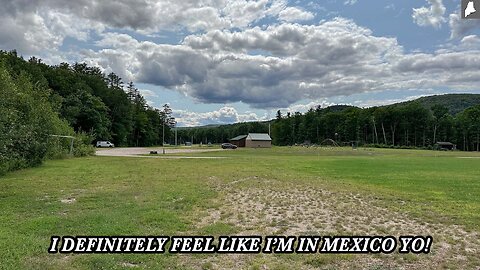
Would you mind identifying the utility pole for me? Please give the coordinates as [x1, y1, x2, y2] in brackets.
[162, 123, 165, 154]
[161, 103, 175, 154]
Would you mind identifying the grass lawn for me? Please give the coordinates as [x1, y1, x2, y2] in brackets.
[0, 147, 479, 269]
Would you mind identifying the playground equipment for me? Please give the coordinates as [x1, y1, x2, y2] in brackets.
[319, 139, 340, 147]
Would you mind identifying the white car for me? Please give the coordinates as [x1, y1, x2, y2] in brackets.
[96, 141, 114, 148]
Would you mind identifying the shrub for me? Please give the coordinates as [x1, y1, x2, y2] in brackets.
[73, 132, 95, 157]
[0, 64, 73, 174]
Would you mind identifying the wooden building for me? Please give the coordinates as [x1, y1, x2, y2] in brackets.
[229, 135, 247, 147]
[245, 133, 272, 148]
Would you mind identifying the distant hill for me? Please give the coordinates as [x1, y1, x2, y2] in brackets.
[182, 94, 480, 129]
[399, 94, 480, 115]
[176, 93, 480, 150]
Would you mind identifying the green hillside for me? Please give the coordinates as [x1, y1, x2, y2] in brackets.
[400, 94, 480, 115]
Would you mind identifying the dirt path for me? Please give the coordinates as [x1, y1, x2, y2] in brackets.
[96, 147, 225, 159]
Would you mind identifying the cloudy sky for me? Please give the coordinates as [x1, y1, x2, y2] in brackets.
[1, 0, 480, 126]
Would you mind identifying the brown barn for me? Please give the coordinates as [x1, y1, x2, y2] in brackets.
[229, 135, 247, 147]
[245, 133, 272, 148]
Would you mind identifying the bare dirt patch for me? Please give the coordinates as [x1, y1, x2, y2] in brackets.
[120, 262, 141, 268]
[60, 198, 76, 204]
[185, 178, 480, 269]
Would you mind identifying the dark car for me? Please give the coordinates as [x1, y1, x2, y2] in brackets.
[221, 143, 238, 149]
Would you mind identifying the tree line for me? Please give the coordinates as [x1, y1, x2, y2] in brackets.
[0, 50, 175, 175]
[176, 121, 270, 145]
[271, 102, 480, 151]
[177, 98, 480, 152]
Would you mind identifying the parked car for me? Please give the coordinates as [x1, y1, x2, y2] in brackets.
[96, 141, 114, 148]
[221, 143, 237, 149]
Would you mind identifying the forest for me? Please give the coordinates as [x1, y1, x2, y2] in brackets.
[177, 96, 480, 152]
[0, 50, 174, 175]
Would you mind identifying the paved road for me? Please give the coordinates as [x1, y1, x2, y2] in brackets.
[96, 147, 225, 159]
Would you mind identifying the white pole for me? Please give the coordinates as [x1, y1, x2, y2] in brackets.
[70, 137, 74, 155]
[175, 128, 177, 146]
[162, 122, 165, 154]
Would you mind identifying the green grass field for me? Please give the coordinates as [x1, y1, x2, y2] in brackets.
[0, 147, 479, 269]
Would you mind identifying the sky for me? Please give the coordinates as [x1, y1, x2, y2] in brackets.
[1, 0, 480, 126]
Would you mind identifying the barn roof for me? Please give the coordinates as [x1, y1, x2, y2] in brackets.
[247, 133, 272, 141]
[230, 135, 247, 141]
[436, 142, 455, 146]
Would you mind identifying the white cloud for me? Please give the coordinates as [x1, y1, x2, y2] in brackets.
[139, 89, 158, 98]
[459, 35, 480, 49]
[0, 6, 104, 62]
[174, 106, 267, 126]
[0, 13, 60, 54]
[42, 10, 104, 42]
[278, 7, 315, 22]
[0, 0, 292, 34]
[449, 12, 480, 39]
[223, 0, 278, 28]
[78, 18, 480, 109]
[282, 100, 335, 114]
[344, 0, 358, 6]
[80, 47, 139, 83]
[138, 89, 158, 106]
[0, 0, 301, 62]
[385, 4, 395, 10]
[2, 1, 480, 113]
[412, 0, 446, 28]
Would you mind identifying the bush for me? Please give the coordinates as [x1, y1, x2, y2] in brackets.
[0, 62, 97, 176]
[73, 132, 95, 157]
[73, 144, 95, 157]
[0, 64, 74, 174]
